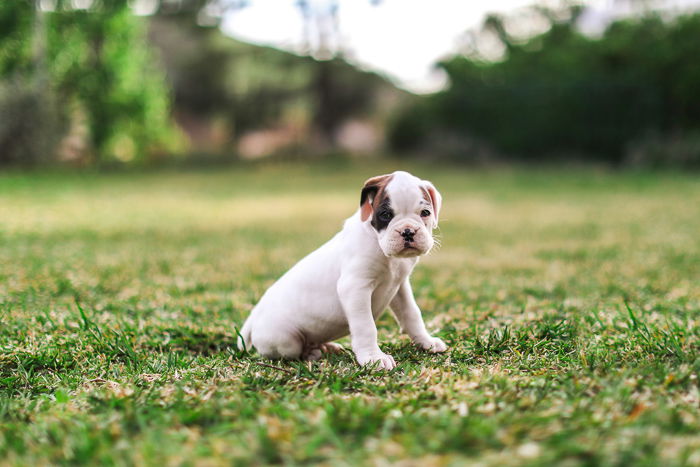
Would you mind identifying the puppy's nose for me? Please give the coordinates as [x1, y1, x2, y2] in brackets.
[400, 228, 415, 241]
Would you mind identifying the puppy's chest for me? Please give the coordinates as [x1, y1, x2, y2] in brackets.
[385, 260, 414, 282]
[371, 260, 414, 312]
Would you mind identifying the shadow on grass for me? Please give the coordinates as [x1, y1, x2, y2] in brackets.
[144, 328, 238, 356]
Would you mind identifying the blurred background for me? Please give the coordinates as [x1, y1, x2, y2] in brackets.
[1, 0, 700, 169]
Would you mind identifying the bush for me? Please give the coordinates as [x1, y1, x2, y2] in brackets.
[0, 2, 183, 166]
[390, 10, 700, 167]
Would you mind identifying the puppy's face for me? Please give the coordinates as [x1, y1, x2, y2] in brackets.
[360, 171, 442, 258]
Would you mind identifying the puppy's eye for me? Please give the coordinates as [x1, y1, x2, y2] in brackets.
[378, 211, 393, 222]
[420, 209, 431, 217]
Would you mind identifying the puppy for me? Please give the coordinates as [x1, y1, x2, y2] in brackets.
[237, 171, 447, 369]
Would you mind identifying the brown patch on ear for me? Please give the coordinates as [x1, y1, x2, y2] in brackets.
[423, 181, 442, 225]
[360, 174, 392, 222]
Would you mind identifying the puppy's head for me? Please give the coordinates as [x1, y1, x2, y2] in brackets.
[360, 171, 442, 258]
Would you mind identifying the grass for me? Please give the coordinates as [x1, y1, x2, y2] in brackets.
[0, 162, 699, 466]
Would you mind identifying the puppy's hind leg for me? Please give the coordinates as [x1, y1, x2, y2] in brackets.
[252, 328, 304, 360]
[302, 342, 345, 361]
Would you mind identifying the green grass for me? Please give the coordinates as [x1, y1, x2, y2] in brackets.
[1, 162, 699, 466]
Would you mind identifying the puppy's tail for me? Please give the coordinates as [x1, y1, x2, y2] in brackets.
[236, 319, 253, 353]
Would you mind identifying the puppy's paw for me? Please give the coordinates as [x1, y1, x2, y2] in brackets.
[320, 342, 345, 354]
[356, 351, 396, 370]
[415, 336, 448, 353]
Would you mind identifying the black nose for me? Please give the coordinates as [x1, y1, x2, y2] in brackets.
[401, 228, 415, 240]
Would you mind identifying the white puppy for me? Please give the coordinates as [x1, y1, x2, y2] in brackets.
[237, 171, 447, 369]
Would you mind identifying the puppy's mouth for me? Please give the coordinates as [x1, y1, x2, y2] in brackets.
[392, 244, 423, 257]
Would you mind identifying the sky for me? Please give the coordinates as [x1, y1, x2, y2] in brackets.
[222, 0, 535, 93]
[221, 0, 700, 94]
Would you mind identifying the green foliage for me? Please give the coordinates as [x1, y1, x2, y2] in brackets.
[1, 163, 699, 464]
[0, 2, 182, 165]
[392, 11, 700, 166]
[0, 1, 34, 76]
[48, 6, 182, 162]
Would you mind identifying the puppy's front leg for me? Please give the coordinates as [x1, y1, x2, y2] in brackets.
[338, 276, 396, 370]
[390, 279, 447, 353]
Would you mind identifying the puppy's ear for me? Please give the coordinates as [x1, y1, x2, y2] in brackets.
[360, 174, 391, 222]
[423, 180, 442, 226]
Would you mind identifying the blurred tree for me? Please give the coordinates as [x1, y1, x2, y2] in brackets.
[284, 0, 382, 148]
[147, 16, 305, 152]
[0, 0, 397, 164]
[0, 0, 182, 165]
[391, 6, 700, 167]
[148, 0, 393, 155]
[0, 0, 62, 165]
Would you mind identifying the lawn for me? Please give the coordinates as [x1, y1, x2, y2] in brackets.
[1, 162, 699, 466]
